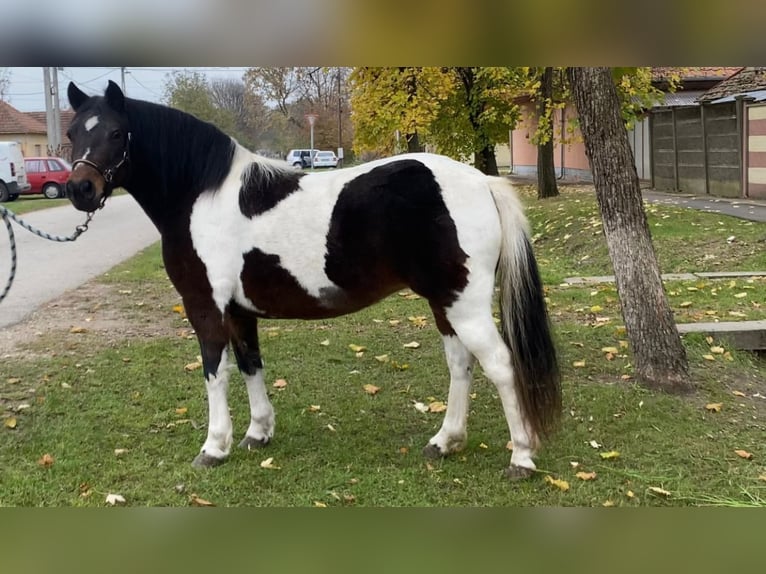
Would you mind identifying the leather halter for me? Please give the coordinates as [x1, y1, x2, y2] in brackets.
[71, 132, 132, 184]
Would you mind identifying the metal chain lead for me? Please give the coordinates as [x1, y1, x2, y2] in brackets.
[0, 205, 95, 304]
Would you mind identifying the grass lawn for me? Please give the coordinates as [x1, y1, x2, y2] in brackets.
[1, 196, 71, 215]
[1, 184, 765, 507]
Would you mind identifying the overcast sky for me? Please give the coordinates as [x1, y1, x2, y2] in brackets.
[4, 67, 250, 112]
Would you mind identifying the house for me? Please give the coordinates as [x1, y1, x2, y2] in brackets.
[650, 67, 766, 199]
[26, 109, 75, 160]
[0, 100, 48, 156]
[502, 67, 740, 184]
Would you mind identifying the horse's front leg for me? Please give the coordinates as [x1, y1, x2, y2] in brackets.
[227, 303, 275, 450]
[187, 304, 233, 468]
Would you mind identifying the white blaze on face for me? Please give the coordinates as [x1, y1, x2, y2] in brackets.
[84, 115, 99, 132]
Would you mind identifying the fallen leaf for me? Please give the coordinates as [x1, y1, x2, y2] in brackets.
[273, 379, 288, 389]
[732, 391, 747, 397]
[573, 360, 586, 368]
[479, 443, 488, 449]
[114, 448, 129, 456]
[374, 354, 389, 363]
[758, 475, 766, 482]
[428, 401, 447, 413]
[326, 424, 336, 432]
[734, 292, 747, 299]
[189, 493, 215, 507]
[729, 311, 747, 318]
[601, 347, 619, 355]
[4, 417, 17, 429]
[413, 402, 429, 413]
[313, 501, 327, 508]
[319, 339, 330, 346]
[363, 384, 380, 395]
[600, 451, 620, 460]
[259, 457, 281, 469]
[589, 440, 601, 449]
[105, 493, 126, 506]
[570, 461, 580, 468]
[6, 377, 21, 384]
[388, 320, 401, 326]
[69, 326, 87, 334]
[679, 301, 693, 308]
[705, 403, 723, 413]
[175, 407, 188, 415]
[710, 346, 725, 354]
[308, 405, 321, 413]
[399, 446, 409, 454]
[403, 341, 421, 349]
[506, 441, 514, 451]
[544, 475, 570, 491]
[626, 490, 635, 499]
[734, 449, 753, 460]
[38, 453, 54, 467]
[590, 305, 603, 313]
[172, 304, 185, 315]
[702, 355, 716, 362]
[348, 344, 366, 353]
[184, 361, 202, 372]
[576, 471, 597, 481]
[648, 486, 671, 497]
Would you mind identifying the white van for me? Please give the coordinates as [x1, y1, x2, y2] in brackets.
[285, 149, 319, 169]
[0, 141, 31, 202]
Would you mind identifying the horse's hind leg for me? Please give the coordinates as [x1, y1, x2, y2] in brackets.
[423, 309, 476, 458]
[227, 303, 275, 450]
[423, 334, 475, 457]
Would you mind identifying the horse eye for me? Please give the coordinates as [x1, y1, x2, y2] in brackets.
[111, 130, 122, 140]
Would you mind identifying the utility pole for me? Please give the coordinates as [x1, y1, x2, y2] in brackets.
[51, 67, 62, 153]
[121, 67, 127, 93]
[42, 68, 56, 155]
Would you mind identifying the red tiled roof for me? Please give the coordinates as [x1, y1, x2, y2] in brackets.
[652, 67, 742, 82]
[26, 109, 76, 142]
[697, 67, 766, 102]
[0, 100, 47, 134]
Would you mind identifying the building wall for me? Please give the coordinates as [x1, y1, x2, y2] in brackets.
[0, 134, 49, 157]
[747, 103, 766, 199]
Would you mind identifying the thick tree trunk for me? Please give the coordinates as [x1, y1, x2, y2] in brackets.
[537, 67, 560, 199]
[567, 67, 691, 391]
[406, 132, 424, 153]
[475, 144, 499, 175]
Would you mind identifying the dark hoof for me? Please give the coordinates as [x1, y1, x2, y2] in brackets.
[192, 452, 225, 468]
[504, 465, 535, 481]
[238, 436, 270, 451]
[422, 443, 445, 459]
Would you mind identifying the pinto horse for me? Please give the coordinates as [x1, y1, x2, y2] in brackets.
[65, 80, 560, 479]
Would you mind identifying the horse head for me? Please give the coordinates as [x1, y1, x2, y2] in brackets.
[66, 80, 131, 212]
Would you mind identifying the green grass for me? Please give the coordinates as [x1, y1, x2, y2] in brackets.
[1, 186, 766, 507]
[1, 196, 70, 215]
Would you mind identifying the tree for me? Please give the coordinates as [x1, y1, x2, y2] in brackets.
[535, 67, 560, 199]
[567, 67, 690, 391]
[163, 71, 235, 134]
[350, 67, 524, 174]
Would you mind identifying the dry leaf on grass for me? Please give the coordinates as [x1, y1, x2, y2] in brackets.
[189, 493, 215, 507]
[69, 326, 87, 334]
[308, 405, 321, 413]
[575, 471, 597, 481]
[600, 451, 620, 460]
[403, 341, 421, 349]
[363, 384, 380, 395]
[732, 391, 747, 397]
[710, 346, 725, 354]
[105, 493, 126, 506]
[544, 475, 570, 491]
[374, 354, 389, 363]
[734, 449, 753, 460]
[348, 344, 366, 353]
[273, 379, 288, 389]
[413, 402, 429, 413]
[573, 360, 586, 368]
[114, 448, 129, 456]
[4, 418, 17, 429]
[703, 355, 716, 362]
[260, 457, 281, 469]
[705, 403, 723, 413]
[184, 361, 202, 372]
[319, 339, 330, 346]
[38, 453, 54, 467]
[648, 486, 671, 497]
[175, 407, 188, 415]
[428, 401, 447, 413]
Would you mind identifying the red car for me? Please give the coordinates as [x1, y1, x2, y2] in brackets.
[23, 156, 72, 199]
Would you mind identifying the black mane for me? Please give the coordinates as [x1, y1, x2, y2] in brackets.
[124, 98, 236, 211]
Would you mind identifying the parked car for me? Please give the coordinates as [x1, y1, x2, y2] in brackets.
[285, 149, 318, 169]
[23, 156, 72, 199]
[0, 141, 31, 202]
[313, 150, 338, 169]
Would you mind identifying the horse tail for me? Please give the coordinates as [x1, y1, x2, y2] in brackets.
[488, 178, 561, 440]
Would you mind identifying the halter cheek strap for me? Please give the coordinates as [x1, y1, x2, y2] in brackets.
[72, 132, 132, 184]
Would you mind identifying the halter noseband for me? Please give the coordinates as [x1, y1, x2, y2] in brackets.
[72, 132, 132, 184]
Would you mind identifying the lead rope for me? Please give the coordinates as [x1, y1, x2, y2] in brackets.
[0, 205, 96, 303]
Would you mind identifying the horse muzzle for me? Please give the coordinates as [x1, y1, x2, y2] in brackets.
[66, 177, 106, 212]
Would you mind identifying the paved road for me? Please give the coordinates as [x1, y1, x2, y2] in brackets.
[642, 190, 766, 223]
[0, 195, 160, 329]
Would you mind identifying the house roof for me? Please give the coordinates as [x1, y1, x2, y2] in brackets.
[652, 67, 742, 82]
[26, 109, 76, 143]
[697, 67, 766, 102]
[0, 100, 47, 135]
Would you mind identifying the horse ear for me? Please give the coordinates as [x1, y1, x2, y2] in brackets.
[68, 82, 89, 111]
[105, 80, 125, 112]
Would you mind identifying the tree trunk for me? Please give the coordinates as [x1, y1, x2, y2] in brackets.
[475, 144, 499, 175]
[537, 67, 560, 199]
[567, 67, 691, 391]
[406, 132, 424, 153]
